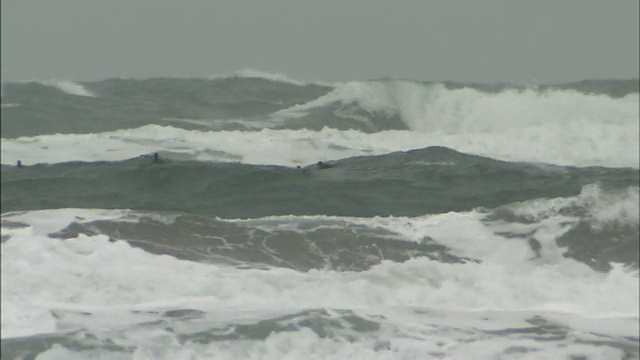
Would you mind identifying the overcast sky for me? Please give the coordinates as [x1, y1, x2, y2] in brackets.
[1, 0, 638, 83]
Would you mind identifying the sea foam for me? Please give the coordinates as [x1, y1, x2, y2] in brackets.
[2, 122, 638, 168]
[2, 208, 638, 338]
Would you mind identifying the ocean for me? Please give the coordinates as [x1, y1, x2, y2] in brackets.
[1, 71, 639, 359]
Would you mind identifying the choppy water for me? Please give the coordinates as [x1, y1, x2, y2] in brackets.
[1, 71, 639, 359]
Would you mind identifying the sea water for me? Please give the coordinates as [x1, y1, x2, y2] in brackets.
[1, 72, 638, 359]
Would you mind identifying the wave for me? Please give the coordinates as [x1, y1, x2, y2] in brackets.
[209, 68, 333, 87]
[2, 123, 638, 169]
[36, 79, 96, 97]
[291, 80, 639, 133]
[3, 183, 636, 271]
[502, 183, 639, 229]
[2, 72, 638, 359]
[4, 313, 637, 359]
[273, 82, 639, 163]
[2, 206, 638, 340]
[1, 77, 637, 168]
[2, 147, 638, 219]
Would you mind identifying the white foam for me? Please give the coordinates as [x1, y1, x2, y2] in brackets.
[2, 208, 638, 341]
[1, 79, 637, 168]
[32, 332, 630, 360]
[38, 79, 96, 97]
[1, 208, 133, 237]
[276, 81, 640, 168]
[284, 80, 638, 133]
[506, 184, 640, 229]
[1, 122, 638, 168]
[581, 185, 640, 229]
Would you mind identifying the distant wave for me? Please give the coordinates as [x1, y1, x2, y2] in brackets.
[276, 80, 639, 131]
[1, 76, 637, 168]
[1, 103, 20, 108]
[38, 79, 96, 97]
[209, 68, 334, 87]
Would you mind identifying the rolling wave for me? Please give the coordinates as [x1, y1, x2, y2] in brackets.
[2, 146, 637, 218]
[2, 76, 637, 169]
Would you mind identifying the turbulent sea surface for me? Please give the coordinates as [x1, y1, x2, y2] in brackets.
[1, 72, 639, 359]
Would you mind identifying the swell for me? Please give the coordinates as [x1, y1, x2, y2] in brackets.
[2, 147, 637, 218]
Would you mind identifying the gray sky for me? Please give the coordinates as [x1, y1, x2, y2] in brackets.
[2, 0, 638, 83]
